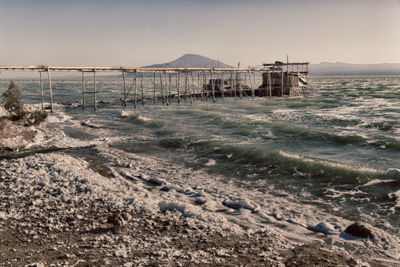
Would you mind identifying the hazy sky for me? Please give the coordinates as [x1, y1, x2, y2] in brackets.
[1, 0, 399, 67]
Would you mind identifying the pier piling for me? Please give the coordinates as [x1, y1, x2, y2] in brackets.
[82, 72, 86, 109]
[141, 74, 144, 106]
[122, 71, 126, 107]
[134, 72, 137, 108]
[47, 67, 53, 113]
[39, 72, 44, 110]
[177, 72, 181, 103]
[93, 68, 97, 111]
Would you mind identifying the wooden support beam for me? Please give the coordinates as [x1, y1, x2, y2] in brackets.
[197, 72, 200, 99]
[93, 68, 97, 111]
[166, 73, 170, 105]
[122, 72, 126, 107]
[177, 72, 181, 103]
[244, 72, 247, 97]
[189, 72, 193, 104]
[159, 72, 164, 104]
[153, 72, 156, 104]
[134, 71, 137, 108]
[221, 72, 224, 100]
[202, 72, 206, 101]
[232, 72, 236, 100]
[39, 72, 44, 110]
[211, 71, 216, 102]
[205, 73, 210, 100]
[169, 73, 172, 104]
[239, 72, 243, 99]
[82, 72, 86, 109]
[281, 67, 284, 96]
[286, 55, 290, 95]
[249, 71, 254, 97]
[47, 67, 53, 113]
[268, 70, 272, 97]
[184, 72, 188, 102]
[141, 74, 144, 105]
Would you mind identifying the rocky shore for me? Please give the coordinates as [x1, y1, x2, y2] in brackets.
[0, 152, 360, 266]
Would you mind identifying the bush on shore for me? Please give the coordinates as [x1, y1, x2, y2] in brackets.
[1, 81, 24, 121]
[27, 110, 48, 125]
[1, 81, 48, 125]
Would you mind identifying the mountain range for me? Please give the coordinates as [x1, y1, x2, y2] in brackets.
[143, 54, 232, 69]
[308, 62, 400, 76]
[122, 54, 400, 77]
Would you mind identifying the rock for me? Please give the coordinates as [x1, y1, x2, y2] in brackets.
[160, 186, 171, 192]
[194, 198, 206, 205]
[147, 177, 166, 186]
[344, 222, 374, 240]
[24, 263, 45, 267]
[222, 200, 257, 213]
[307, 222, 337, 235]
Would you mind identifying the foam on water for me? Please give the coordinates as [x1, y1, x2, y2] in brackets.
[278, 150, 383, 175]
[121, 110, 152, 122]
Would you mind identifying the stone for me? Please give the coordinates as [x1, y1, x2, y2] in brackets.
[344, 222, 374, 240]
[147, 177, 165, 186]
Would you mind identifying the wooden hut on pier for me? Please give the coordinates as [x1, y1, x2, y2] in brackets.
[259, 61, 309, 96]
[202, 61, 309, 97]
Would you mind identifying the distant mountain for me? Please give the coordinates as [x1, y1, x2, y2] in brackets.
[309, 62, 400, 76]
[143, 54, 233, 69]
[121, 54, 233, 77]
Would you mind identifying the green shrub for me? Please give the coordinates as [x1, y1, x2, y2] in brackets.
[1, 81, 25, 121]
[1, 81, 48, 126]
[27, 110, 48, 125]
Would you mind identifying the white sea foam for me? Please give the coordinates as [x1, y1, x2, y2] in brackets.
[363, 179, 395, 187]
[278, 150, 383, 174]
[204, 159, 216, 166]
[121, 110, 152, 122]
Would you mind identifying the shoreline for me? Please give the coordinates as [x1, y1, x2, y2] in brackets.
[0, 105, 399, 266]
[0, 150, 364, 266]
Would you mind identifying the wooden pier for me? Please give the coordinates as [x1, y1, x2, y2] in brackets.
[0, 61, 309, 113]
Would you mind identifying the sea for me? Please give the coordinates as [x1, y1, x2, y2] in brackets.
[1, 75, 399, 256]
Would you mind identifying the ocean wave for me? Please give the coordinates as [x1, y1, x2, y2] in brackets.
[367, 136, 400, 151]
[121, 110, 143, 120]
[188, 139, 379, 184]
[120, 110, 164, 128]
[265, 122, 400, 151]
[363, 121, 399, 131]
[269, 122, 365, 145]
